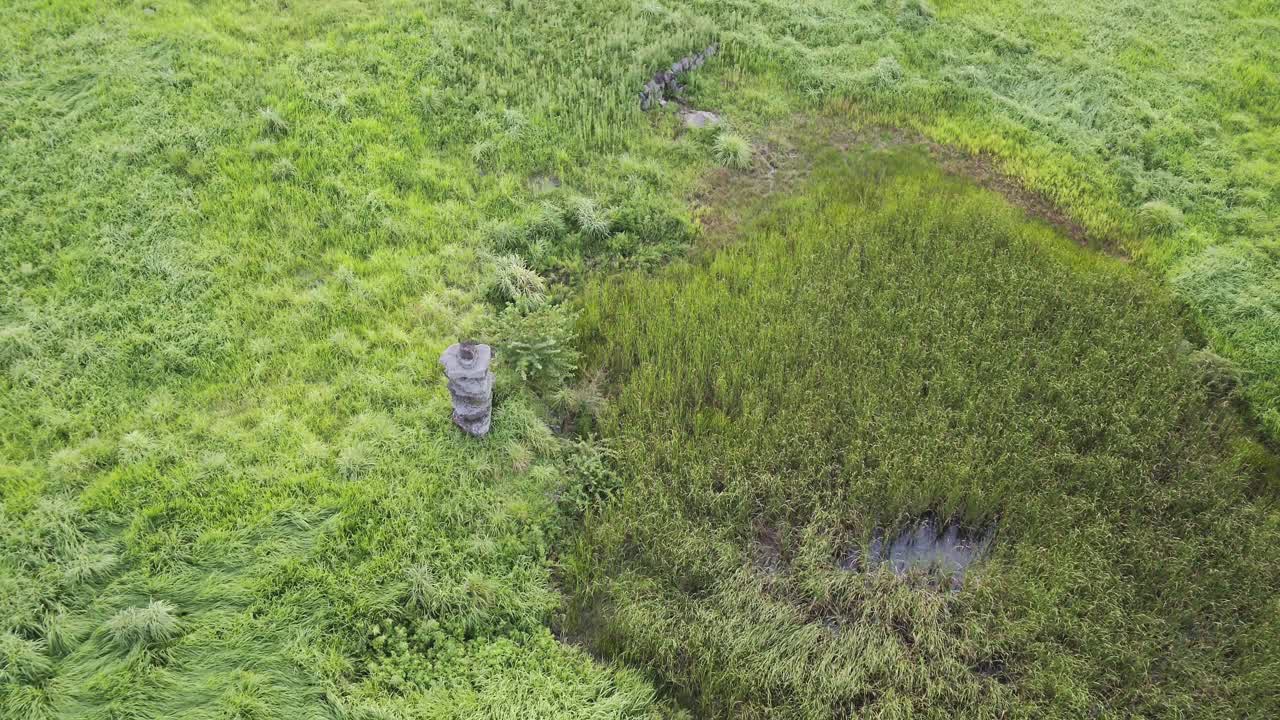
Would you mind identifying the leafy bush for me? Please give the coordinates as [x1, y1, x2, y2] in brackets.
[479, 301, 581, 394]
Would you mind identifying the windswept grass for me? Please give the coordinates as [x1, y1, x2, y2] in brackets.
[1, 0, 1277, 717]
[568, 149, 1280, 718]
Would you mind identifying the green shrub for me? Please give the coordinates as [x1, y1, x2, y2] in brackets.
[479, 301, 581, 394]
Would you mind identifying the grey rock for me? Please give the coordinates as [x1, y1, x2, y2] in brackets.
[440, 342, 494, 437]
[681, 110, 721, 128]
[638, 43, 719, 110]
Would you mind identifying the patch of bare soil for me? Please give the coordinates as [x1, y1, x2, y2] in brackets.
[691, 117, 1124, 259]
[751, 522, 785, 576]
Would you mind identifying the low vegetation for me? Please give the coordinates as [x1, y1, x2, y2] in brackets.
[1, 0, 1276, 717]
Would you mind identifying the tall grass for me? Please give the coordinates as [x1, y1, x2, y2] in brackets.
[568, 149, 1280, 718]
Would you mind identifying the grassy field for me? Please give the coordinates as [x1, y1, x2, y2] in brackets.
[1, 0, 1277, 718]
[569, 148, 1280, 718]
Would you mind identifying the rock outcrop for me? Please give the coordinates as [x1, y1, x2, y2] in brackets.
[639, 44, 718, 110]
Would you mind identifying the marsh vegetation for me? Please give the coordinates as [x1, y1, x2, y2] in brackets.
[568, 149, 1280, 717]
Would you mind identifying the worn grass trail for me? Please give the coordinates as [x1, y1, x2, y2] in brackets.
[569, 148, 1280, 718]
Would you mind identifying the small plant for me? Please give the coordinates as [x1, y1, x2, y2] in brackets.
[479, 301, 580, 393]
[300, 438, 330, 468]
[117, 430, 155, 465]
[528, 201, 569, 248]
[271, 158, 296, 181]
[406, 564, 437, 612]
[1138, 200, 1185, 235]
[560, 439, 621, 514]
[507, 440, 535, 473]
[62, 547, 118, 585]
[501, 108, 528, 139]
[105, 600, 181, 651]
[899, 0, 935, 30]
[43, 612, 87, 657]
[1190, 348, 1240, 400]
[713, 131, 752, 169]
[871, 56, 904, 91]
[551, 370, 608, 436]
[48, 446, 92, 482]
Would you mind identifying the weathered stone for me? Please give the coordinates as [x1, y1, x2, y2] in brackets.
[681, 110, 721, 128]
[440, 341, 494, 437]
[638, 43, 719, 110]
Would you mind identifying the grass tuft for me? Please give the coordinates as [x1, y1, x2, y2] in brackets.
[491, 254, 548, 305]
[0, 632, 52, 684]
[1138, 200, 1186, 236]
[258, 107, 289, 137]
[572, 198, 613, 241]
[713, 131, 753, 169]
[336, 442, 376, 481]
[116, 430, 155, 465]
[105, 600, 181, 651]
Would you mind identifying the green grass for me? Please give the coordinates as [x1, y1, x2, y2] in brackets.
[568, 149, 1280, 718]
[1, 0, 1277, 717]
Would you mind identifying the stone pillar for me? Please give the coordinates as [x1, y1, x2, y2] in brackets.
[440, 341, 494, 437]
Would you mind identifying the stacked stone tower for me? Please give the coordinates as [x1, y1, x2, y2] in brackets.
[439, 341, 494, 437]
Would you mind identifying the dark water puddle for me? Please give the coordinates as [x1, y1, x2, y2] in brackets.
[839, 515, 996, 590]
